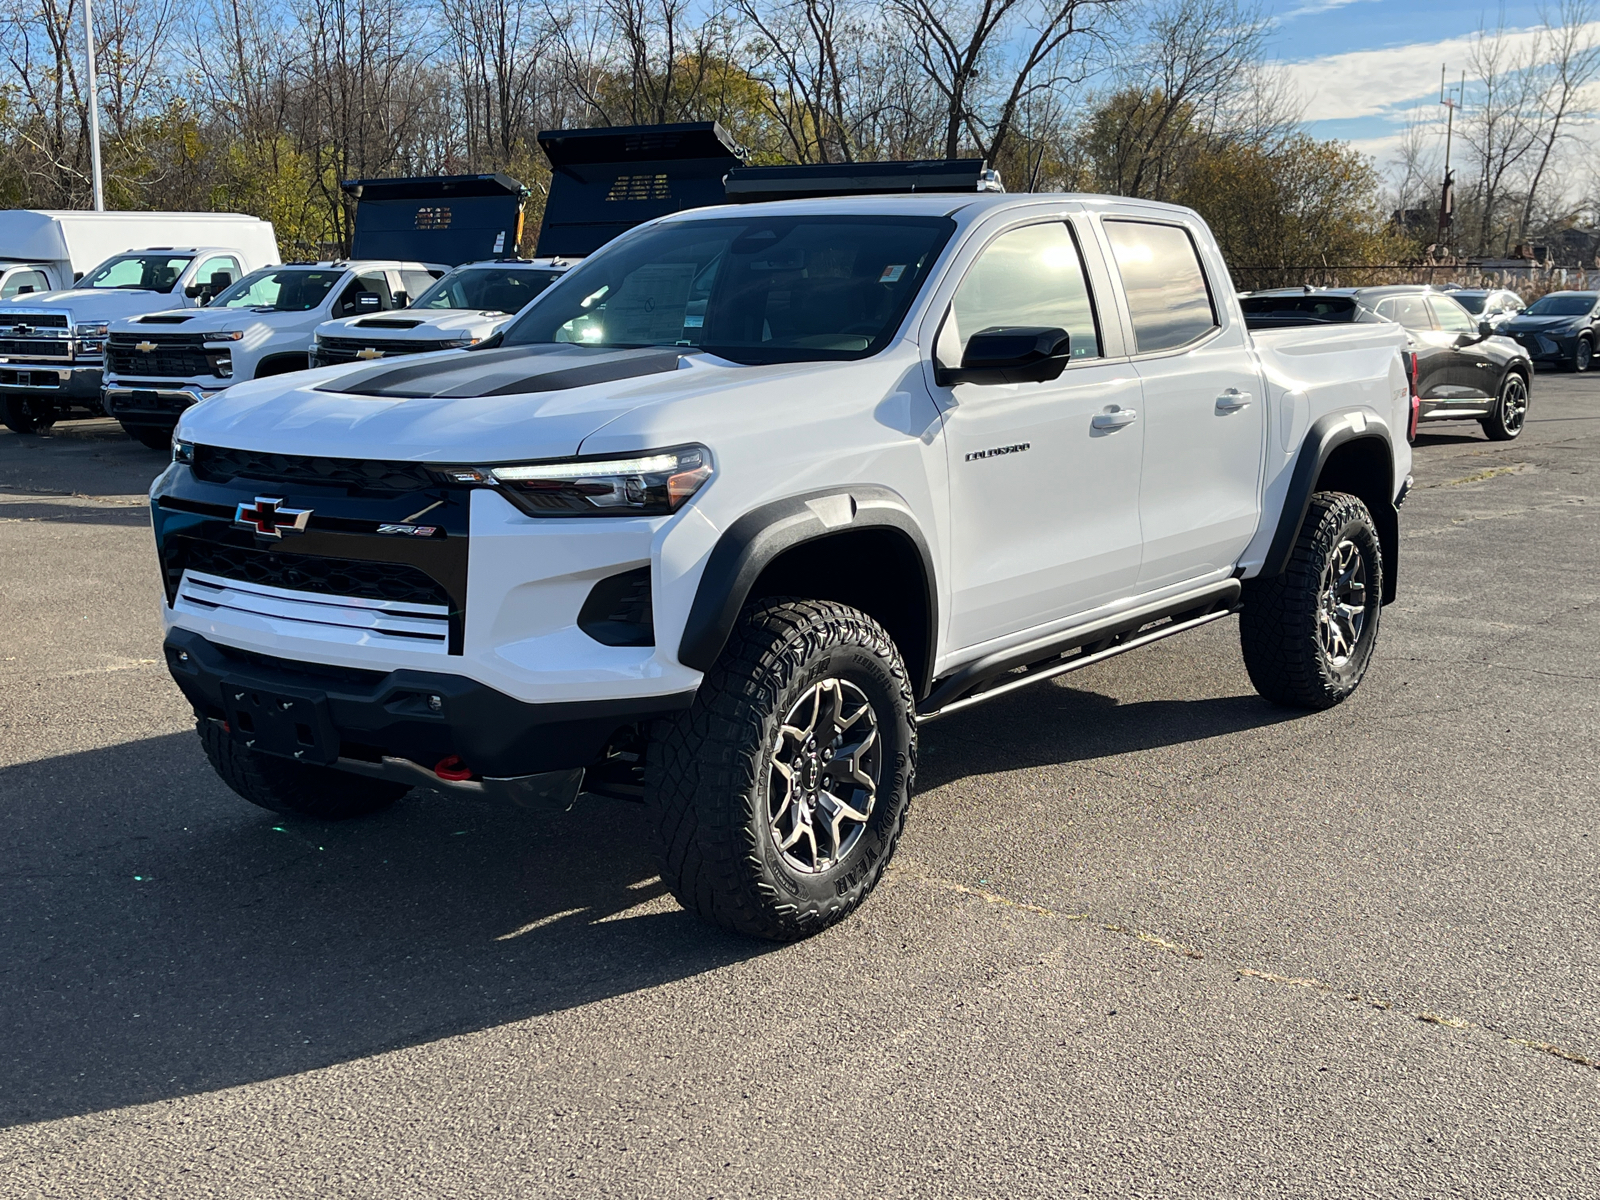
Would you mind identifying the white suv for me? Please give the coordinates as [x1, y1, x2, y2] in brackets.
[153, 194, 1411, 940]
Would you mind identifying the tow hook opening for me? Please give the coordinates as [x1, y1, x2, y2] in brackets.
[434, 755, 473, 782]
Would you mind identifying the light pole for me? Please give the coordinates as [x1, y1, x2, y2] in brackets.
[1436, 66, 1462, 256]
[83, 0, 105, 211]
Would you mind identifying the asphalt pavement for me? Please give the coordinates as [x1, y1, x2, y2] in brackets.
[1, 378, 1596, 1198]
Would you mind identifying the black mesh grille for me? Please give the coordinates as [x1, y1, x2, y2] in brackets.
[191, 445, 445, 493]
[168, 539, 451, 608]
[111, 391, 191, 415]
[0, 337, 71, 359]
[108, 334, 215, 377]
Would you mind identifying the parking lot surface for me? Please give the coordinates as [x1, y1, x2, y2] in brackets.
[1, 379, 1597, 1197]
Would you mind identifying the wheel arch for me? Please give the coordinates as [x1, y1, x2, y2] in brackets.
[1266, 414, 1399, 604]
[677, 487, 939, 699]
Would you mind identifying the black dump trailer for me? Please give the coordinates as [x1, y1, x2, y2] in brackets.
[533, 122, 745, 257]
[339, 174, 529, 266]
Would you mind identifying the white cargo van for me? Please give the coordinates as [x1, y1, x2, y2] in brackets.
[0, 211, 278, 433]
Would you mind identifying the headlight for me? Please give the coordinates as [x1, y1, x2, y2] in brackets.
[436, 444, 713, 517]
[442, 337, 480, 348]
[73, 323, 109, 338]
[172, 439, 194, 464]
[205, 331, 245, 343]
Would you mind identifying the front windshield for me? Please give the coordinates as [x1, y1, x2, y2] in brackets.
[1453, 293, 1487, 313]
[213, 268, 343, 311]
[499, 215, 955, 364]
[79, 254, 193, 291]
[415, 266, 562, 313]
[1525, 294, 1597, 317]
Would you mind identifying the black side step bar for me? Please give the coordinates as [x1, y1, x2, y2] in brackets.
[916, 579, 1242, 723]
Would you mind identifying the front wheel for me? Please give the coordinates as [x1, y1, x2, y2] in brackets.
[645, 598, 916, 941]
[3, 395, 55, 434]
[1573, 335, 1593, 374]
[1483, 372, 1528, 441]
[1240, 492, 1383, 710]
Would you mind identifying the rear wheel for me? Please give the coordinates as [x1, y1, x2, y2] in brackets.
[1483, 371, 1528, 441]
[645, 598, 916, 941]
[1240, 492, 1383, 710]
[2, 395, 55, 434]
[199, 719, 408, 819]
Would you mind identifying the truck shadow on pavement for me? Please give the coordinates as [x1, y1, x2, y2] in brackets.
[0, 730, 767, 1128]
[2, 683, 1294, 1127]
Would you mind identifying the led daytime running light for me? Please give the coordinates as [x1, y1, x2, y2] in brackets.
[489, 452, 681, 483]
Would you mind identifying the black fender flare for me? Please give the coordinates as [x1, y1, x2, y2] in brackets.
[1265, 412, 1399, 603]
[677, 486, 939, 694]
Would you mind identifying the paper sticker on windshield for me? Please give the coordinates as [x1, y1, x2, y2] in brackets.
[879, 264, 906, 283]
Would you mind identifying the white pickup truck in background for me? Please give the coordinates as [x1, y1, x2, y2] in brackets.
[153, 188, 1411, 942]
[0, 213, 279, 434]
[102, 260, 440, 448]
[310, 258, 568, 368]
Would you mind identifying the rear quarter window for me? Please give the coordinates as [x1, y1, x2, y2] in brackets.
[1103, 220, 1218, 353]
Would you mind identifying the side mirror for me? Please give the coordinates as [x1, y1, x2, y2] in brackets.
[1477, 320, 1495, 338]
[185, 283, 207, 299]
[938, 326, 1071, 386]
[393, 291, 408, 307]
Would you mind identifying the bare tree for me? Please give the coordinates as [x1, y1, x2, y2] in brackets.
[1517, 0, 1600, 240]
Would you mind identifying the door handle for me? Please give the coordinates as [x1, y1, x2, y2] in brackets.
[1215, 389, 1252, 412]
[1090, 407, 1138, 430]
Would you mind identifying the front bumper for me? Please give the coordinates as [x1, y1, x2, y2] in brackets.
[0, 362, 102, 402]
[105, 383, 227, 427]
[1509, 332, 1576, 363]
[164, 627, 694, 781]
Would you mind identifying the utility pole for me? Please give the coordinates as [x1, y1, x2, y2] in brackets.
[1436, 66, 1463, 256]
[83, 0, 105, 211]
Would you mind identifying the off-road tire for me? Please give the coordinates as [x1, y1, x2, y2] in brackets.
[2, 395, 55, 434]
[122, 422, 172, 451]
[1482, 371, 1528, 441]
[199, 719, 408, 819]
[1240, 491, 1383, 710]
[645, 598, 917, 941]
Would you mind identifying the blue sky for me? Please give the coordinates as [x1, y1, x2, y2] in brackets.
[1259, 0, 1583, 171]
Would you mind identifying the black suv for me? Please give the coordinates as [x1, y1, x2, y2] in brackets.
[1241, 286, 1534, 441]
[1498, 291, 1599, 372]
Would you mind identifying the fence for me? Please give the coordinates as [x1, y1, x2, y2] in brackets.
[1229, 264, 1600, 297]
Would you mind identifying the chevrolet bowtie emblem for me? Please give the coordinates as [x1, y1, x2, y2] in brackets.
[13, 324, 31, 336]
[234, 497, 312, 538]
[134, 341, 157, 353]
[355, 347, 385, 360]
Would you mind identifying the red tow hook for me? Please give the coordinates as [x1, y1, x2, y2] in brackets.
[434, 755, 473, 782]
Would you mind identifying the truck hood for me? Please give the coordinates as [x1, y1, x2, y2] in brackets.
[0, 288, 184, 324]
[112, 306, 280, 335]
[177, 344, 753, 461]
[1502, 315, 1585, 333]
[315, 310, 512, 343]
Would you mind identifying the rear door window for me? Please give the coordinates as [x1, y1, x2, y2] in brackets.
[1103, 220, 1217, 354]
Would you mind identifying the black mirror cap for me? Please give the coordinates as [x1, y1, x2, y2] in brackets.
[940, 326, 1071, 386]
[1477, 320, 1496, 338]
[184, 283, 206, 299]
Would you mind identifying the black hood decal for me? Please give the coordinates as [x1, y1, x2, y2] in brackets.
[323, 344, 684, 399]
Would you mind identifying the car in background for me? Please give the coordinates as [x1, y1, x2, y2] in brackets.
[310, 258, 569, 367]
[1449, 288, 1526, 330]
[1240, 285, 1533, 440]
[1498, 291, 1599, 373]
[102, 260, 440, 448]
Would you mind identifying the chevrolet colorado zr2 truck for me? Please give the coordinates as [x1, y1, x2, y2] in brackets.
[151, 193, 1411, 941]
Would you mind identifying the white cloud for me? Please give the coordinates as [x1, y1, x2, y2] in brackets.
[1278, 24, 1600, 123]
[1278, 0, 1381, 21]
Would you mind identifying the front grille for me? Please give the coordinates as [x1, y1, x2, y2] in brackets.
[107, 333, 214, 377]
[2, 312, 69, 329]
[174, 568, 451, 652]
[317, 337, 463, 364]
[0, 337, 71, 360]
[192, 444, 446, 493]
[165, 539, 452, 608]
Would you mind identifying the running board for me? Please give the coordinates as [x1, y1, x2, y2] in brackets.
[917, 580, 1241, 723]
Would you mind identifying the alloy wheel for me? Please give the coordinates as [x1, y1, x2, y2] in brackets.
[1499, 374, 1528, 435]
[1577, 338, 1593, 373]
[1317, 538, 1368, 667]
[767, 678, 881, 874]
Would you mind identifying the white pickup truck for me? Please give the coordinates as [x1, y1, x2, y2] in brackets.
[0, 219, 279, 434]
[103, 260, 440, 448]
[310, 259, 569, 368]
[151, 193, 1410, 941]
